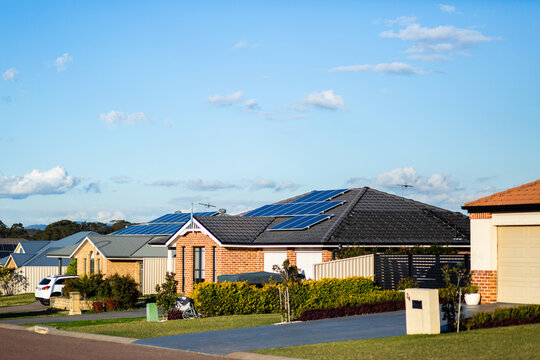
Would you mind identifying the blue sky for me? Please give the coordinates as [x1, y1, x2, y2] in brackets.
[1, 1, 539, 226]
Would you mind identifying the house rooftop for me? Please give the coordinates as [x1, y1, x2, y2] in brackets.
[463, 179, 540, 209]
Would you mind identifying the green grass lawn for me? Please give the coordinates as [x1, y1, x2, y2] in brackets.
[0, 293, 36, 307]
[35, 313, 282, 339]
[254, 323, 540, 360]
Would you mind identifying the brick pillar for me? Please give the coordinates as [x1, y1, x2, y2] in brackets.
[322, 250, 332, 262]
[287, 249, 297, 266]
[175, 245, 183, 293]
[471, 270, 497, 304]
[184, 246, 194, 294]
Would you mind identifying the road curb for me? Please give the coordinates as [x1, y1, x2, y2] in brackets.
[29, 325, 138, 344]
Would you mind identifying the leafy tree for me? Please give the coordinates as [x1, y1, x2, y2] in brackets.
[440, 263, 471, 332]
[111, 220, 132, 232]
[65, 258, 77, 275]
[0, 266, 28, 295]
[0, 221, 9, 238]
[156, 273, 179, 318]
[8, 223, 29, 238]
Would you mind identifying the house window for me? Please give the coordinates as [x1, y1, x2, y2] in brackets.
[193, 247, 205, 284]
[97, 258, 101, 273]
[84, 258, 87, 275]
[89, 252, 95, 274]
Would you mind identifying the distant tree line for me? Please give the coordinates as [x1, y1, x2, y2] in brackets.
[0, 219, 132, 240]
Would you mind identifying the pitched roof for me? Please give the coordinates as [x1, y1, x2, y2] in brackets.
[463, 179, 540, 209]
[179, 187, 469, 247]
[77, 234, 167, 258]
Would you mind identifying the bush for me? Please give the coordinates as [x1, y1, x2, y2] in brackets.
[92, 301, 104, 312]
[192, 276, 383, 318]
[0, 266, 28, 296]
[106, 274, 140, 309]
[168, 309, 184, 320]
[397, 277, 418, 290]
[463, 305, 540, 331]
[299, 299, 405, 321]
[63, 273, 104, 300]
[156, 273, 179, 317]
[104, 298, 120, 311]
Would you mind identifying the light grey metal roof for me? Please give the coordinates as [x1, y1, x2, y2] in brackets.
[83, 234, 167, 258]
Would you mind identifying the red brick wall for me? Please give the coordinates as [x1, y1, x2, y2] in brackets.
[287, 249, 297, 266]
[471, 270, 497, 304]
[322, 250, 332, 262]
[174, 232, 263, 294]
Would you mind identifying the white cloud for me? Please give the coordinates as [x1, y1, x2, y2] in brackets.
[251, 179, 277, 191]
[187, 179, 239, 191]
[329, 62, 428, 75]
[55, 53, 73, 72]
[232, 41, 260, 49]
[100, 110, 148, 125]
[380, 23, 494, 61]
[245, 99, 259, 110]
[205, 91, 244, 106]
[94, 210, 126, 223]
[275, 181, 301, 192]
[0, 166, 79, 199]
[2, 67, 18, 81]
[439, 4, 456, 14]
[303, 90, 345, 110]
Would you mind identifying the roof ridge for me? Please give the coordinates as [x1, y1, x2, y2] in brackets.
[321, 187, 368, 243]
[367, 187, 458, 214]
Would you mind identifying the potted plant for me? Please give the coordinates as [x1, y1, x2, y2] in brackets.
[463, 284, 480, 305]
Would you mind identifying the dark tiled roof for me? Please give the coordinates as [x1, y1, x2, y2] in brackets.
[195, 216, 274, 244]
[191, 188, 470, 247]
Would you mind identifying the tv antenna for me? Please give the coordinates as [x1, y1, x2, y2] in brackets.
[393, 184, 413, 197]
[199, 202, 216, 209]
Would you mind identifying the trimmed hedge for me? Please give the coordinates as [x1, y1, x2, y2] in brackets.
[192, 277, 391, 318]
[463, 304, 540, 330]
[299, 299, 405, 321]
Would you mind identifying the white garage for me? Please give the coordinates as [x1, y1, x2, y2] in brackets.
[498, 226, 540, 304]
[464, 179, 540, 304]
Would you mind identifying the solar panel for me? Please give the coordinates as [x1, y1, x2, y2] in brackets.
[243, 201, 343, 217]
[292, 189, 349, 203]
[113, 224, 184, 235]
[268, 214, 333, 231]
[149, 212, 218, 224]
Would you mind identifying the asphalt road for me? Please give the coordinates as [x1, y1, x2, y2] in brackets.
[0, 327, 220, 360]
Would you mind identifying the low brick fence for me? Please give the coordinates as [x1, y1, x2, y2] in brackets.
[51, 297, 93, 311]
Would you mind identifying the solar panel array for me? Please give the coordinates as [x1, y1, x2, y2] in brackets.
[149, 212, 218, 224]
[113, 224, 184, 235]
[268, 214, 333, 231]
[243, 201, 343, 217]
[0, 243, 17, 259]
[292, 189, 348, 203]
[113, 211, 219, 235]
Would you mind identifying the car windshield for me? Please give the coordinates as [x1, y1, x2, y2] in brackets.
[39, 278, 51, 285]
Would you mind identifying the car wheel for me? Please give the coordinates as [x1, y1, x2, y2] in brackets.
[40, 299, 50, 306]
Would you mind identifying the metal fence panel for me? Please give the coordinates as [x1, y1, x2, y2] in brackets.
[313, 254, 374, 280]
[142, 258, 167, 295]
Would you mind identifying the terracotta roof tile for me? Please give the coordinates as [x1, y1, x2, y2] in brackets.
[463, 179, 540, 207]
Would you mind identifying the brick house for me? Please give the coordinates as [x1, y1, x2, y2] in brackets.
[47, 233, 169, 295]
[462, 179, 540, 304]
[155, 187, 470, 294]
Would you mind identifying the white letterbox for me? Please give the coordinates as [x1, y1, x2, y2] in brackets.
[405, 288, 440, 335]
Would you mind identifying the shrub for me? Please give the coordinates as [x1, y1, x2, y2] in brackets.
[106, 274, 140, 309]
[65, 258, 77, 275]
[439, 263, 470, 332]
[168, 309, 184, 320]
[63, 273, 104, 300]
[192, 276, 383, 319]
[397, 277, 418, 290]
[156, 273, 179, 317]
[0, 266, 28, 296]
[104, 298, 120, 311]
[463, 305, 540, 330]
[92, 301, 104, 312]
[299, 299, 405, 321]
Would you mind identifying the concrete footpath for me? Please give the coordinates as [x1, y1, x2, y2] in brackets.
[0, 307, 147, 325]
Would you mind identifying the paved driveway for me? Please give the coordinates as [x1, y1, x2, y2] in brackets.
[135, 311, 407, 355]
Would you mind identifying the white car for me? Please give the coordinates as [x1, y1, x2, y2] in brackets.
[35, 275, 78, 306]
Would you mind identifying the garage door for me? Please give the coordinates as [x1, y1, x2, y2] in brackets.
[296, 251, 322, 280]
[263, 250, 287, 273]
[498, 226, 540, 304]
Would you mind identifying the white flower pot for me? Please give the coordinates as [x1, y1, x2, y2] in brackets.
[464, 293, 481, 305]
